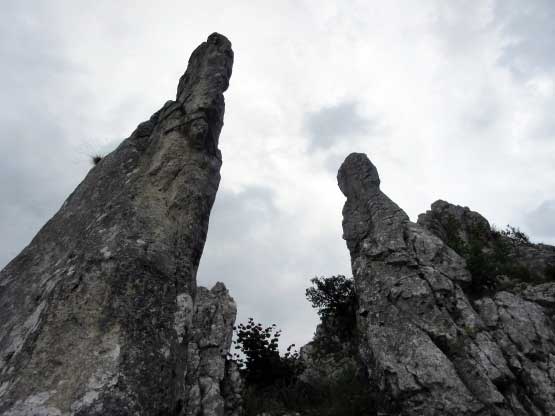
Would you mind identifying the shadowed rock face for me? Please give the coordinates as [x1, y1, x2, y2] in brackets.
[339, 153, 555, 415]
[0, 33, 237, 416]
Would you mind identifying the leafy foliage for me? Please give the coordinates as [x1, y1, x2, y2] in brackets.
[500, 225, 531, 246]
[232, 318, 302, 389]
[305, 275, 357, 343]
[233, 276, 371, 415]
[306, 274, 355, 318]
[443, 219, 538, 294]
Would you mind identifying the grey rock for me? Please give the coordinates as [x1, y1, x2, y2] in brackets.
[338, 153, 555, 415]
[183, 283, 239, 416]
[222, 360, 243, 416]
[515, 243, 555, 283]
[256, 413, 301, 416]
[0, 33, 238, 415]
[522, 282, 555, 309]
[417, 199, 491, 246]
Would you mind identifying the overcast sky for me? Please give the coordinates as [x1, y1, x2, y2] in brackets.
[2, 0, 554, 350]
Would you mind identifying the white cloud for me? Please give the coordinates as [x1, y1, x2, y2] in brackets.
[304, 100, 376, 151]
[524, 200, 555, 244]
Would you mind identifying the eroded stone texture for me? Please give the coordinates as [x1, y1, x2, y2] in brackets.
[0, 33, 237, 415]
[183, 283, 240, 416]
[339, 153, 555, 415]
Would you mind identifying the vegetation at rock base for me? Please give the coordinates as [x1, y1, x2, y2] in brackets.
[234, 276, 375, 415]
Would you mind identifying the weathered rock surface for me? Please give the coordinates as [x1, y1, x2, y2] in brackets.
[339, 152, 555, 415]
[183, 283, 241, 416]
[0, 33, 238, 416]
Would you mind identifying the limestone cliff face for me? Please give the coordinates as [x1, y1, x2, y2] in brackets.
[0, 33, 237, 416]
[339, 153, 555, 415]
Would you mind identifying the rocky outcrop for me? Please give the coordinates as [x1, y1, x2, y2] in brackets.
[339, 152, 555, 415]
[0, 33, 238, 416]
[417, 200, 491, 246]
[183, 283, 241, 416]
[418, 200, 555, 283]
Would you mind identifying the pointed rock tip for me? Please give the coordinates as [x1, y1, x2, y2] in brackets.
[211, 281, 228, 293]
[207, 32, 232, 49]
[176, 33, 233, 103]
[337, 152, 380, 198]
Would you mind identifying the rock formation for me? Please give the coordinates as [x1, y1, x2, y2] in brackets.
[338, 152, 555, 415]
[418, 200, 555, 285]
[0, 33, 238, 416]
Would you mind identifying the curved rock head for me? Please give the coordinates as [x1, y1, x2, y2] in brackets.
[337, 152, 380, 198]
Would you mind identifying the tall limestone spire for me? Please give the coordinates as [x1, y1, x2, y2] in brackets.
[0, 33, 237, 416]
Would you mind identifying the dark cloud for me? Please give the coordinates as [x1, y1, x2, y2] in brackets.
[494, 0, 555, 77]
[525, 200, 555, 242]
[0, 2, 91, 268]
[304, 101, 374, 151]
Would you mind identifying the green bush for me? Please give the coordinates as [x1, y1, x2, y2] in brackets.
[232, 318, 302, 389]
[235, 277, 373, 415]
[443, 218, 538, 294]
[305, 275, 357, 339]
[499, 225, 531, 245]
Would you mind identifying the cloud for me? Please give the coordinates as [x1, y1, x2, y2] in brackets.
[524, 200, 555, 243]
[2, 0, 555, 351]
[494, 0, 555, 77]
[304, 101, 375, 151]
[198, 183, 350, 350]
[0, 2, 91, 268]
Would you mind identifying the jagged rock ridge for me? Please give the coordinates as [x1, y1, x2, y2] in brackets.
[338, 152, 555, 415]
[0, 33, 238, 416]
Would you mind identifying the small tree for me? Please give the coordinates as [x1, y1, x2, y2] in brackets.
[232, 318, 302, 388]
[306, 275, 355, 320]
[305, 275, 357, 340]
[500, 225, 531, 245]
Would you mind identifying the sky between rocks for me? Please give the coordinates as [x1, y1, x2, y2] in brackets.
[1, 0, 554, 349]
